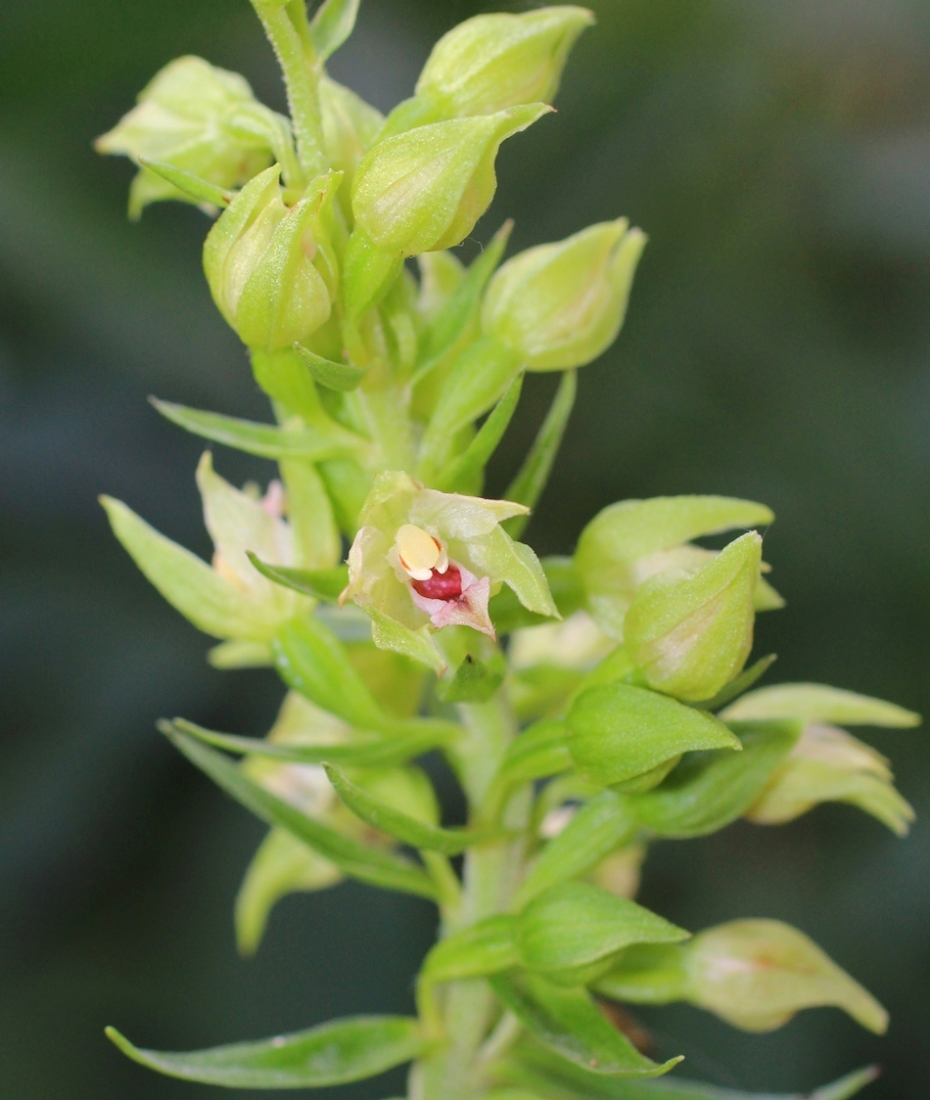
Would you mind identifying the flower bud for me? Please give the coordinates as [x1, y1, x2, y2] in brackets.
[684, 920, 888, 1034]
[318, 75, 384, 220]
[415, 7, 594, 117]
[351, 105, 550, 257]
[623, 531, 761, 702]
[481, 219, 646, 371]
[95, 56, 275, 218]
[745, 723, 915, 835]
[203, 166, 336, 350]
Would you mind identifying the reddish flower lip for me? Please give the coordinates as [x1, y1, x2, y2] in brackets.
[412, 564, 464, 601]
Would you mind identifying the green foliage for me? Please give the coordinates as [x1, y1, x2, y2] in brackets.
[94, 3, 917, 1098]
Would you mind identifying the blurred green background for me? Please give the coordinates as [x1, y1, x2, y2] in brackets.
[2, 0, 929, 1096]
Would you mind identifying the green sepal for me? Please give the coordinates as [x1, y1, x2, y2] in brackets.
[629, 721, 800, 838]
[150, 397, 368, 461]
[567, 684, 741, 788]
[422, 916, 520, 983]
[503, 370, 577, 539]
[437, 653, 506, 704]
[137, 157, 233, 207]
[325, 763, 495, 855]
[164, 726, 438, 899]
[310, 0, 360, 61]
[514, 792, 635, 908]
[494, 1037, 879, 1100]
[489, 972, 682, 1079]
[249, 552, 348, 602]
[695, 654, 777, 712]
[294, 341, 369, 391]
[516, 882, 689, 974]
[207, 639, 275, 668]
[105, 1015, 425, 1088]
[721, 682, 921, 727]
[100, 495, 279, 640]
[490, 556, 585, 635]
[433, 372, 524, 493]
[166, 717, 456, 769]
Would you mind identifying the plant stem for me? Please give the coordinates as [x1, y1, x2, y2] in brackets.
[250, 0, 327, 177]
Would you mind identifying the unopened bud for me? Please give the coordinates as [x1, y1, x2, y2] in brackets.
[415, 7, 594, 117]
[623, 531, 761, 702]
[481, 219, 646, 371]
[95, 56, 275, 218]
[684, 920, 888, 1034]
[203, 166, 336, 350]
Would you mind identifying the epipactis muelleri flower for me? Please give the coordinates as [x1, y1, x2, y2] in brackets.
[342, 471, 556, 639]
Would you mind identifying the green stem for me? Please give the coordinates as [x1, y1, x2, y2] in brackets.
[250, 0, 327, 177]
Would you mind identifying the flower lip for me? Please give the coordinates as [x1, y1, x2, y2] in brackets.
[412, 563, 463, 601]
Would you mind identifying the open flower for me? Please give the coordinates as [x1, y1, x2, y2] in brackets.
[342, 471, 555, 641]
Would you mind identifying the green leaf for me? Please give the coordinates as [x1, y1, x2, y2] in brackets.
[150, 398, 368, 460]
[720, 683, 920, 727]
[629, 721, 800, 839]
[137, 157, 233, 207]
[367, 607, 447, 674]
[423, 915, 519, 982]
[310, 0, 361, 61]
[495, 1037, 879, 1100]
[434, 372, 524, 493]
[100, 496, 278, 640]
[105, 1015, 424, 1088]
[273, 615, 390, 730]
[325, 763, 492, 855]
[567, 684, 741, 788]
[695, 654, 777, 712]
[504, 370, 577, 540]
[235, 827, 342, 956]
[438, 654, 506, 704]
[593, 943, 690, 1005]
[516, 882, 689, 974]
[490, 972, 681, 1079]
[249, 553, 348, 602]
[514, 793, 636, 908]
[165, 718, 455, 769]
[293, 342, 369, 391]
[165, 726, 438, 899]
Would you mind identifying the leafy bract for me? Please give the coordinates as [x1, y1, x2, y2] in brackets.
[106, 1015, 424, 1087]
[250, 554, 348, 602]
[567, 684, 740, 788]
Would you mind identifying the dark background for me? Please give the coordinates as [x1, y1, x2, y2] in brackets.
[2, 0, 929, 1096]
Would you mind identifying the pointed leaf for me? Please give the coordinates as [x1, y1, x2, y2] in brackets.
[310, 0, 361, 61]
[498, 720, 573, 786]
[324, 763, 492, 855]
[165, 718, 455, 768]
[567, 684, 741, 789]
[105, 1015, 424, 1087]
[165, 727, 438, 899]
[504, 370, 577, 539]
[514, 793, 636, 909]
[490, 556, 586, 634]
[249, 553, 348, 602]
[435, 372, 524, 493]
[294, 342, 369, 391]
[137, 157, 233, 206]
[630, 721, 800, 839]
[151, 398, 368, 460]
[490, 972, 681, 1078]
[367, 607, 447, 673]
[101, 496, 277, 640]
[516, 882, 689, 974]
[721, 683, 920, 727]
[696, 654, 777, 712]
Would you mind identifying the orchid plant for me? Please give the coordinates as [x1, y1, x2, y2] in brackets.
[95, 3, 919, 1098]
